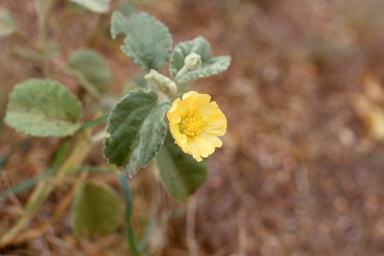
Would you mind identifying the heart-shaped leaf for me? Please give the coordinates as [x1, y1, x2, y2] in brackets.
[5, 79, 82, 137]
[103, 89, 170, 177]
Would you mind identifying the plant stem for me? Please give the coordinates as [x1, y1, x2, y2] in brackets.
[11, 172, 88, 245]
[35, 0, 48, 76]
[174, 65, 189, 83]
[186, 194, 198, 256]
[14, 31, 41, 53]
[0, 129, 102, 247]
[35, 0, 58, 77]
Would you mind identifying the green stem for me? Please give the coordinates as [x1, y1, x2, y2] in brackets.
[174, 65, 189, 83]
[118, 174, 140, 256]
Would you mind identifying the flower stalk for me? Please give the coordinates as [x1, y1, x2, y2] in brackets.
[174, 52, 202, 83]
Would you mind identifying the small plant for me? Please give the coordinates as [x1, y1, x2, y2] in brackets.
[0, 0, 230, 253]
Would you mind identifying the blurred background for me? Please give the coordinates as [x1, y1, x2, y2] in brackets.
[2, 0, 384, 255]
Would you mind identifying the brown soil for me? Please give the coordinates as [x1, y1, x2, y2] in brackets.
[2, 0, 384, 255]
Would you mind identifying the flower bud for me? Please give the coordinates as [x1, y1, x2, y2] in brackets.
[168, 82, 177, 95]
[184, 52, 202, 70]
[145, 69, 177, 95]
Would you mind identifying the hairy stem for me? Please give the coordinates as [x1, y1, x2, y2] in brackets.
[174, 65, 189, 83]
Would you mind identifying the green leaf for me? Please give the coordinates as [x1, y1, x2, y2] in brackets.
[155, 132, 209, 202]
[80, 114, 108, 131]
[71, 181, 123, 239]
[5, 79, 82, 137]
[66, 0, 110, 13]
[103, 89, 170, 177]
[110, 11, 172, 72]
[169, 36, 231, 83]
[118, 1, 135, 15]
[67, 49, 112, 95]
[0, 10, 16, 37]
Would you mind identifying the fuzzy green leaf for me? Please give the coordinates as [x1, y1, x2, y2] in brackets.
[67, 49, 112, 94]
[67, 0, 110, 13]
[0, 10, 16, 37]
[103, 89, 170, 177]
[170, 36, 231, 83]
[71, 181, 123, 239]
[155, 132, 209, 202]
[5, 79, 82, 137]
[110, 11, 172, 72]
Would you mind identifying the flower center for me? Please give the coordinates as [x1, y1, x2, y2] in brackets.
[182, 114, 205, 136]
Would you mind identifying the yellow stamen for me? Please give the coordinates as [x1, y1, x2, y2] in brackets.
[182, 114, 205, 136]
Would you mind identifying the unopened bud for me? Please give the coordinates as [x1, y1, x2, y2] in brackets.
[184, 52, 201, 70]
[145, 69, 177, 95]
[168, 82, 177, 95]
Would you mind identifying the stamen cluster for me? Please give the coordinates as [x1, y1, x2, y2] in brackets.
[167, 91, 227, 161]
[182, 114, 205, 136]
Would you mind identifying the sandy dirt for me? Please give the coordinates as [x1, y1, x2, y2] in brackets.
[1, 0, 384, 255]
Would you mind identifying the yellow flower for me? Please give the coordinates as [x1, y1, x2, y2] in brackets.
[167, 91, 227, 161]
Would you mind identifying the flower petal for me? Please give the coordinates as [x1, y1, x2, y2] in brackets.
[187, 136, 215, 161]
[189, 94, 212, 116]
[203, 110, 227, 136]
[167, 91, 227, 162]
[200, 132, 223, 148]
[182, 91, 199, 100]
[167, 95, 195, 124]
